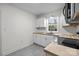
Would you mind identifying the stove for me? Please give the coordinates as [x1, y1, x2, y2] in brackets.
[58, 38, 79, 49]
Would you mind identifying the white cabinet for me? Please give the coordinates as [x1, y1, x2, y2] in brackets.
[47, 35, 58, 44]
[33, 34, 46, 47]
[36, 17, 47, 27]
[33, 34, 58, 47]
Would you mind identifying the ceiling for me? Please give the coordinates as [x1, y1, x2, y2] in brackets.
[10, 3, 65, 16]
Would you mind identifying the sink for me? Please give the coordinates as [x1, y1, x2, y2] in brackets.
[46, 32, 54, 35]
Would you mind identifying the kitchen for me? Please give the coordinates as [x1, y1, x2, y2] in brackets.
[33, 3, 79, 56]
[0, 3, 79, 56]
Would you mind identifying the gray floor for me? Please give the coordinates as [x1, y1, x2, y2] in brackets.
[7, 44, 46, 56]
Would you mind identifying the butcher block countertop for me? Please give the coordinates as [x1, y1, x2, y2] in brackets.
[33, 32, 79, 40]
[44, 43, 79, 56]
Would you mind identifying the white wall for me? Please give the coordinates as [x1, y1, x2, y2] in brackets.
[0, 10, 2, 55]
[0, 4, 36, 55]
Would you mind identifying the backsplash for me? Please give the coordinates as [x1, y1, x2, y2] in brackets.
[36, 27, 47, 32]
[36, 27, 46, 30]
[62, 27, 77, 34]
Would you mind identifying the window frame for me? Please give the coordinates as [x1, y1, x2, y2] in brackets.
[47, 16, 58, 32]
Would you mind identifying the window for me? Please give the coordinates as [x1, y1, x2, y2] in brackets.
[48, 17, 57, 31]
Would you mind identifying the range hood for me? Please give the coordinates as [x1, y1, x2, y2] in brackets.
[63, 3, 79, 24]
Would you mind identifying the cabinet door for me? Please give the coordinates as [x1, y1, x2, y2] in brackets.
[35, 34, 42, 45]
[36, 17, 47, 27]
[40, 35, 47, 47]
[43, 18, 47, 27]
[40, 18, 47, 27]
[37, 18, 43, 27]
[33, 34, 40, 44]
[41, 35, 54, 47]
[46, 36, 54, 43]
[33, 34, 47, 47]
[36, 19, 40, 27]
[52, 36, 58, 43]
[47, 36, 58, 44]
[33, 34, 36, 43]
[33, 34, 45, 47]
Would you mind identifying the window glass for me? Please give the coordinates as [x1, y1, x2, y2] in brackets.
[48, 17, 57, 31]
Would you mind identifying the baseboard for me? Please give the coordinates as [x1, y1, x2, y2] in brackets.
[33, 43, 45, 48]
[2, 42, 33, 56]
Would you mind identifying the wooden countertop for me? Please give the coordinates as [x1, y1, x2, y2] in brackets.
[53, 33, 79, 40]
[33, 32, 79, 40]
[44, 43, 79, 56]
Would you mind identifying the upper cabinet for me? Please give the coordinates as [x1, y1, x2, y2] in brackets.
[36, 17, 47, 27]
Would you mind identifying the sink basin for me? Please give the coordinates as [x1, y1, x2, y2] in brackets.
[46, 32, 54, 35]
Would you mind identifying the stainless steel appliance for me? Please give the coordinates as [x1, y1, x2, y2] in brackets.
[58, 37, 79, 49]
[63, 3, 75, 23]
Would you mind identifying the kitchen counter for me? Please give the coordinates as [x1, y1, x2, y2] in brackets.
[33, 32, 79, 40]
[44, 42, 79, 56]
[53, 33, 79, 40]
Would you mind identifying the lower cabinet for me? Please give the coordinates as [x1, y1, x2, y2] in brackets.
[33, 34, 58, 47]
[46, 35, 58, 44]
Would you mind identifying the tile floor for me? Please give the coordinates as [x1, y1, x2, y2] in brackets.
[7, 44, 46, 56]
